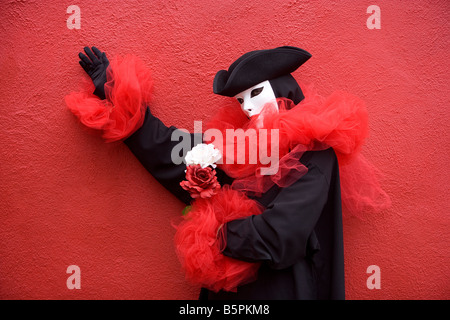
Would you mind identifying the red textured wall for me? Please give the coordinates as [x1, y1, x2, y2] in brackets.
[1, 0, 448, 300]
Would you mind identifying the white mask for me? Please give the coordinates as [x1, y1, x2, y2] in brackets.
[235, 80, 277, 118]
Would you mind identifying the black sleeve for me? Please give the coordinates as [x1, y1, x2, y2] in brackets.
[124, 107, 200, 205]
[124, 107, 233, 205]
[222, 149, 336, 270]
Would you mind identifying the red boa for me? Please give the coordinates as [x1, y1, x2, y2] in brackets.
[65, 54, 153, 142]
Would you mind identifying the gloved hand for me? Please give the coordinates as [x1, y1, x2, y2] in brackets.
[78, 46, 110, 100]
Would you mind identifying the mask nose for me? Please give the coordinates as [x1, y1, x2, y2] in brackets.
[242, 100, 255, 115]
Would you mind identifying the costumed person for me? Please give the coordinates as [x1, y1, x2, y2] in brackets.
[65, 46, 390, 300]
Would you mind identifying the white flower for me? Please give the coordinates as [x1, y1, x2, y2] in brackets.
[185, 143, 222, 168]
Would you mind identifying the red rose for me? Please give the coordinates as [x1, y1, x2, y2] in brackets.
[180, 165, 221, 199]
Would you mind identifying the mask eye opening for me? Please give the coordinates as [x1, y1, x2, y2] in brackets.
[251, 87, 264, 98]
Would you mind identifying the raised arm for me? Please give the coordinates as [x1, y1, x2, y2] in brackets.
[124, 107, 202, 205]
[67, 47, 232, 204]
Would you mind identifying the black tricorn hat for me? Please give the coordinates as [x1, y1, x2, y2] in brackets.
[213, 46, 311, 97]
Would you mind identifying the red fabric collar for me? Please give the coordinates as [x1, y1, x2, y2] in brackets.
[204, 84, 390, 218]
[204, 84, 369, 192]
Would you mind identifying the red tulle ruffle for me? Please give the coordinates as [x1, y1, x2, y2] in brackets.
[204, 84, 390, 218]
[173, 186, 263, 292]
[65, 54, 153, 142]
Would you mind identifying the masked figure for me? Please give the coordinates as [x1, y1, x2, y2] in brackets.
[66, 46, 390, 300]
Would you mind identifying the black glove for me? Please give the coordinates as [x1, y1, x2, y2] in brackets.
[78, 46, 110, 100]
